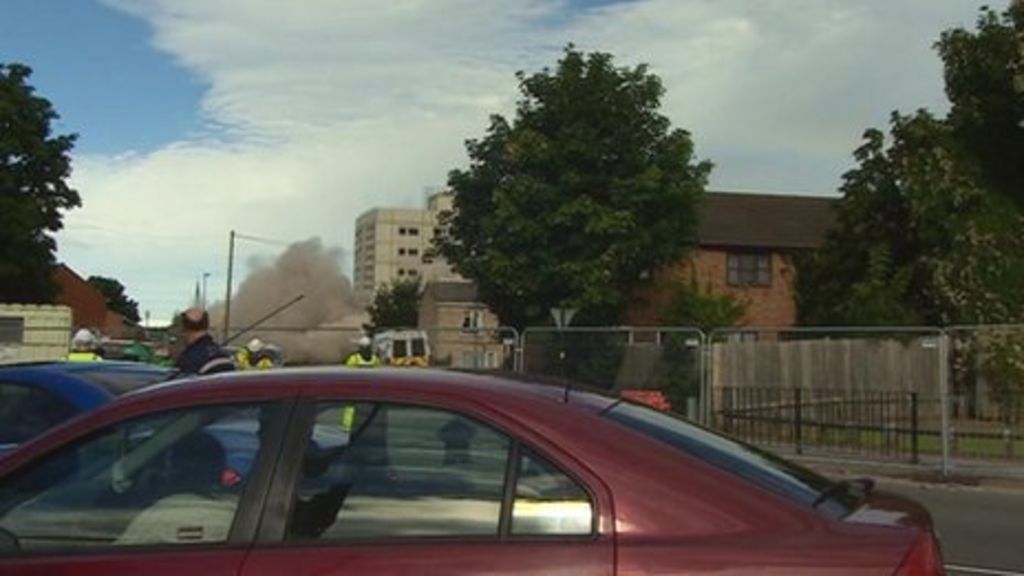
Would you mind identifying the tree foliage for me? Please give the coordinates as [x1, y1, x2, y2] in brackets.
[659, 280, 747, 332]
[436, 46, 711, 328]
[365, 278, 422, 331]
[798, 6, 1024, 327]
[0, 63, 80, 303]
[938, 3, 1024, 207]
[88, 276, 141, 324]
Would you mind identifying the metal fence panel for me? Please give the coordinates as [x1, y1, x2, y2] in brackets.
[521, 327, 705, 417]
[402, 326, 520, 371]
[707, 327, 946, 464]
[946, 325, 1024, 463]
[7, 315, 1023, 473]
[718, 386, 924, 462]
[218, 325, 519, 370]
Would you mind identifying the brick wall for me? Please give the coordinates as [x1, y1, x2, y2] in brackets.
[627, 248, 799, 327]
[53, 265, 109, 330]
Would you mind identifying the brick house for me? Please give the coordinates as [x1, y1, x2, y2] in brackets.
[627, 191, 836, 327]
[53, 264, 130, 335]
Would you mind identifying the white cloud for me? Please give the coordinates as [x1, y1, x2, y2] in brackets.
[58, 0, 983, 320]
[565, 0, 979, 191]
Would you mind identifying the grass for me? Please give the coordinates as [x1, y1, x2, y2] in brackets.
[723, 420, 1024, 461]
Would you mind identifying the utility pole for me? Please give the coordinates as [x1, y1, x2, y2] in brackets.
[223, 230, 236, 341]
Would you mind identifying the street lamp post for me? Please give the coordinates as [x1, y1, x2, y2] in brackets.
[201, 272, 211, 308]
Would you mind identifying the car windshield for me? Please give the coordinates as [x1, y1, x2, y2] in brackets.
[602, 401, 859, 516]
[68, 366, 172, 397]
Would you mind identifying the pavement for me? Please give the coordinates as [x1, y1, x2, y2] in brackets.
[802, 458, 1024, 574]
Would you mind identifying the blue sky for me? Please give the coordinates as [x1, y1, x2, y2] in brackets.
[2, 0, 986, 323]
[1, 0, 204, 154]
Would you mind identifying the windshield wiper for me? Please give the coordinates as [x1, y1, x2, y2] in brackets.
[812, 478, 875, 508]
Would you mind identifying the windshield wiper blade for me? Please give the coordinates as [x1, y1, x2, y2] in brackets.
[812, 478, 875, 508]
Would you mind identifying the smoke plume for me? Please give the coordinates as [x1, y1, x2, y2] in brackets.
[210, 238, 368, 364]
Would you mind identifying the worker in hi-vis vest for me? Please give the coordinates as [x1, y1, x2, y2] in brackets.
[341, 335, 379, 435]
[344, 336, 380, 368]
[67, 329, 104, 362]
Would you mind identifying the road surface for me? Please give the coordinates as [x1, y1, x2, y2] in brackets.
[880, 480, 1024, 574]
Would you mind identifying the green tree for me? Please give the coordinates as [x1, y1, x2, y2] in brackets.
[799, 4, 1024, 326]
[0, 63, 80, 303]
[654, 281, 745, 411]
[436, 46, 711, 329]
[365, 278, 422, 331]
[659, 280, 747, 333]
[938, 3, 1024, 207]
[798, 111, 1024, 326]
[87, 276, 141, 324]
[978, 332, 1024, 424]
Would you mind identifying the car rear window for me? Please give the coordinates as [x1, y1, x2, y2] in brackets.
[71, 367, 172, 396]
[602, 401, 857, 516]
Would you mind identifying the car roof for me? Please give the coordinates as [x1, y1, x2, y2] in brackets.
[0, 360, 165, 374]
[128, 367, 617, 413]
[0, 361, 173, 409]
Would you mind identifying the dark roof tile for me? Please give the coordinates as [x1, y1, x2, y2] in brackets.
[698, 191, 837, 249]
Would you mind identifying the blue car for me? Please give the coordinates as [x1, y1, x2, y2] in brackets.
[0, 362, 173, 458]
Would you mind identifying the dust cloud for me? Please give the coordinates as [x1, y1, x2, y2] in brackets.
[210, 238, 368, 364]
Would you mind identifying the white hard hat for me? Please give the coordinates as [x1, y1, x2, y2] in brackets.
[358, 335, 372, 347]
[71, 329, 97, 350]
[247, 338, 264, 352]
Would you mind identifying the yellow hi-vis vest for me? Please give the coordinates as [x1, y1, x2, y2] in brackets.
[344, 352, 381, 368]
[67, 352, 103, 362]
[235, 349, 251, 370]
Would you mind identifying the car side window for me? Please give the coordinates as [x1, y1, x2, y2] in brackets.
[512, 448, 593, 536]
[287, 402, 511, 540]
[0, 381, 77, 445]
[0, 403, 276, 555]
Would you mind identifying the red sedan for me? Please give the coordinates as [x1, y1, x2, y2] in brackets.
[0, 368, 942, 575]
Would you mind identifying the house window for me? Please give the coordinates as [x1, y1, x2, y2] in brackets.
[398, 268, 406, 276]
[398, 227, 407, 236]
[408, 227, 420, 236]
[398, 248, 406, 256]
[408, 269, 418, 276]
[408, 248, 419, 256]
[0, 318, 24, 344]
[727, 253, 771, 287]
[462, 310, 483, 329]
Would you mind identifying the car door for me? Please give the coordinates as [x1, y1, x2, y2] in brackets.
[0, 399, 293, 576]
[0, 380, 78, 457]
[241, 398, 614, 576]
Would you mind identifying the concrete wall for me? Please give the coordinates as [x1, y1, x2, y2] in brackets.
[0, 304, 73, 364]
[418, 295, 505, 369]
[353, 192, 462, 297]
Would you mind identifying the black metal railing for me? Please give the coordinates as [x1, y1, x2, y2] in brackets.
[715, 387, 925, 462]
